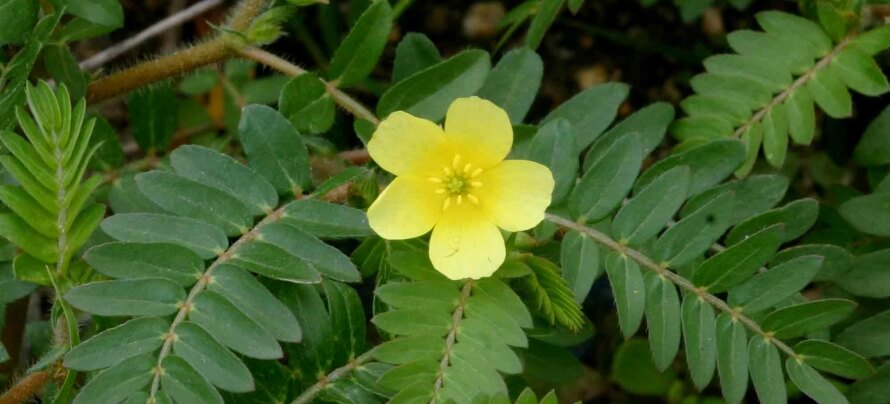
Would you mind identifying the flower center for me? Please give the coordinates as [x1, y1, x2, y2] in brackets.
[429, 154, 483, 210]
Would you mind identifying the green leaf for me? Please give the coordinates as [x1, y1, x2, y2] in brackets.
[682, 174, 789, 224]
[836, 310, 890, 358]
[464, 293, 528, 347]
[372, 335, 443, 364]
[108, 174, 165, 214]
[376, 280, 459, 313]
[807, 65, 852, 118]
[0, 13, 61, 130]
[208, 264, 301, 343]
[560, 230, 600, 303]
[65, 278, 185, 316]
[761, 299, 857, 339]
[44, 45, 87, 100]
[281, 199, 373, 238]
[179, 68, 218, 96]
[88, 115, 124, 170]
[377, 49, 491, 122]
[129, 81, 177, 151]
[190, 290, 282, 359]
[137, 171, 254, 236]
[725, 198, 818, 245]
[852, 24, 890, 55]
[785, 86, 816, 145]
[761, 102, 789, 167]
[834, 249, 890, 298]
[477, 48, 543, 124]
[702, 54, 792, 92]
[583, 103, 674, 173]
[568, 132, 641, 222]
[527, 119, 578, 204]
[84, 242, 203, 286]
[525, 0, 565, 49]
[853, 105, 890, 166]
[715, 313, 748, 404]
[692, 224, 783, 293]
[101, 213, 228, 259]
[832, 44, 889, 96]
[654, 190, 734, 267]
[278, 73, 335, 135]
[327, 0, 391, 87]
[0, 344, 7, 363]
[474, 278, 534, 328]
[258, 222, 360, 282]
[161, 355, 224, 404]
[644, 271, 681, 372]
[66, 0, 123, 27]
[0, 213, 56, 263]
[848, 363, 890, 404]
[72, 354, 155, 404]
[786, 358, 849, 404]
[771, 244, 852, 282]
[231, 240, 322, 284]
[66, 203, 106, 259]
[378, 361, 437, 391]
[0, 0, 38, 44]
[0, 185, 56, 238]
[541, 83, 629, 149]
[634, 139, 745, 195]
[795, 339, 874, 380]
[748, 337, 786, 404]
[0, 263, 36, 304]
[373, 308, 452, 336]
[839, 192, 890, 237]
[613, 166, 690, 246]
[238, 104, 311, 195]
[64, 317, 168, 371]
[612, 338, 675, 396]
[12, 254, 52, 285]
[728, 255, 822, 313]
[173, 322, 254, 392]
[170, 145, 278, 215]
[756, 11, 831, 56]
[321, 280, 368, 363]
[605, 251, 645, 339]
[682, 295, 717, 390]
[392, 33, 441, 82]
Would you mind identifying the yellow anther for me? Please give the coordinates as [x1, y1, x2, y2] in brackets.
[435, 188, 446, 194]
[452, 154, 462, 169]
[467, 194, 479, 204]
[463, 163, 472, 174]
[428, 177, 443, 183]
[470, 168, 483, 177]
[470, 181, 483, 187]
[456, 195, 463, 205]
[443, 197, 451, 210]
[443, 166, 453, 176]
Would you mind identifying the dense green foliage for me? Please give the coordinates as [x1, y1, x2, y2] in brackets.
[1, 0, 889, 403]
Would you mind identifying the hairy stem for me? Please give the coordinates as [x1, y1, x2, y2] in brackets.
[732, 36, 853, 138]
[291, 351, 374, 404]
[86, 0, 268, 103]
[431, 280, 474, 402]
[148, 204, 288, 399]
[79, 0, 224, 71]
[238, 47, 381, 125]
[544, 214, 798, 358]
[0, 370, 50, 404]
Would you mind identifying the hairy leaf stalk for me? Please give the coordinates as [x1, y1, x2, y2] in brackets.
[545, 214, 798, 358]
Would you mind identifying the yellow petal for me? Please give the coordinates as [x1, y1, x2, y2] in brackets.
[368, 176, 444, 239]
[476, 160, 554, 232]
[429, 203, 505, 280]
[368, 111, 451, 176]
[444, 97, 512, 169]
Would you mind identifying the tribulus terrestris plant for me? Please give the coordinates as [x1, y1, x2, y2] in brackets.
[0, 0, 889, 403]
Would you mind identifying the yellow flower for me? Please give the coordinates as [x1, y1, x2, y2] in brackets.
[367, 97, 555, 280]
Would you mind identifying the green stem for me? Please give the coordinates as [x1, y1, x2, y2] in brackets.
[544, 214, 799, 359]
[431, 280, 474, 402]
[291, 351, 375, 404]
[239, 47, 380, 125]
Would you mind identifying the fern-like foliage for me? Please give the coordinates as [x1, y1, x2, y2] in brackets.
[0, 81, 103, 282]
[673, 11, 890, 175]
[514, 256, 586, 332]
[61, 104, 373, 403]
[533, 88, 875, 403]
[371, 247, 531, 403]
